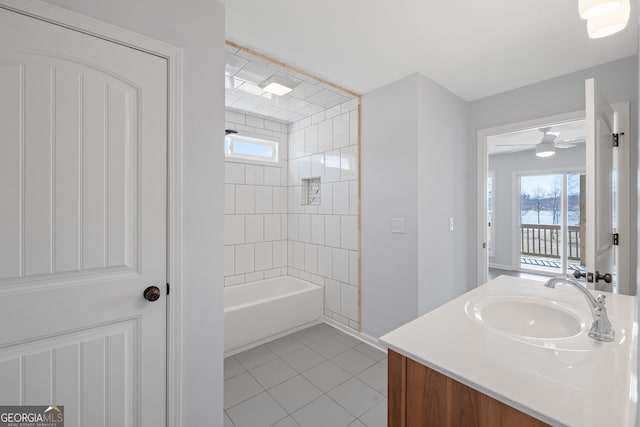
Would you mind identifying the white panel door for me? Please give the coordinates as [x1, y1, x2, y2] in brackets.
[585, 78, 615, 292]
[0, 7, 167, 427]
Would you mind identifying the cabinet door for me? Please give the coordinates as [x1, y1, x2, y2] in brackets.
[388, 351, 548, 427]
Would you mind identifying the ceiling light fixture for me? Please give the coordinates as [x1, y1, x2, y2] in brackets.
[578, 0, 621, 20]
[587, 0, 630, 38]
[536, 127, 557, 158]
[536, 140, 556, 158]
[259, 75, 297, 96]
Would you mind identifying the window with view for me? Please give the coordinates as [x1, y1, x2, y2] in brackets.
[224, 134, 279, 163]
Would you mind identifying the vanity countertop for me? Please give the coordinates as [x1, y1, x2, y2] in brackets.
[380, 275, 638, 426]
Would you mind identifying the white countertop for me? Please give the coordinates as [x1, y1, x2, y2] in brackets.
[380, 276, 638, 427]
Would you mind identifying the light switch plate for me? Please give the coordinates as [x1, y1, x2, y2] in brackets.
[391, 218, 405, 234]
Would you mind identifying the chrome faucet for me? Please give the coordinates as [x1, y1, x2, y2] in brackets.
[544, 277, 615, 342]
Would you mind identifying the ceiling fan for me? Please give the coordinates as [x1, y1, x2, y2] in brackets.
[493, 127, 584, 157]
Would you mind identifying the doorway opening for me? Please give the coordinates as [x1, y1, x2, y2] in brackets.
[479, 114, 588, 283]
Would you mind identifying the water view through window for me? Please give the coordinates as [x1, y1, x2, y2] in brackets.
[519, 173, 584, 274]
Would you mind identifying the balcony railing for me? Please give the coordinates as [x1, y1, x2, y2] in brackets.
[520, 224, 581, 261]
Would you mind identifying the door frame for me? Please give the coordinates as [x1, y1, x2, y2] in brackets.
[0, 1, 185, 425]
[476, 104, 631, 294]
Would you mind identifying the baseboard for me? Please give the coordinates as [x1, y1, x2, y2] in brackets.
[489, 263, 514, 271]
[323, 316, 387, 353]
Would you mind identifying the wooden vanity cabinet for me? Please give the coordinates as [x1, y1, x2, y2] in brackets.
[388, 350, 549, 427]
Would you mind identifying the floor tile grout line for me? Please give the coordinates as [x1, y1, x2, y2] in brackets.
[263, 385, 296, 425]
[223, 409, 238, 427]
[224, 324, 387, 426]
[225, 369, 267, 411]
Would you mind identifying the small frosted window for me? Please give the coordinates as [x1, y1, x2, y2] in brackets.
[224, 134, 279, 163]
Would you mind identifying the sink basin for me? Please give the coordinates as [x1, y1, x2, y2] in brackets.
[467, 297, 585, 339]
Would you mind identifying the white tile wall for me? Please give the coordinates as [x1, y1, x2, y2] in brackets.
[245, 271, 264, 283]
[273, 241, 287, 267]
[332, 248, 349, 283]
[245, 215, 264, 243]
[224, 246, 235, 276]
[349, 250, 358, 286]
[318, 184, 333, 215]
[225, 110, 289, 286]
[317, 245, 333, 278]
[311, 215, 324, 245]
[324, 216, 341, 248]
[255, 186, 273, 213]
[283, 99, 359, 329]
[324, 150, 341, 182]
[225, 184, 235, 214]
[349, 181, 358, 216]
[273, 187, 287, 213]
[318, 120, 333, 152]
[264, 214, 281, 241]
[332, 182, 349, 215]
[245, 164, 264, 185]
[236, 244, 255, 274]
[224, 215, 245, 245]
[340, 145, 358, 181]
[264, 167, 280, 186]
[236, 185, 255, 214]
[225, 162, 245, 184]
[340, 284, 358, 321]
[293, 241, 304, 270]
[254, 242, 273, 271]
[304, 125, 318, 155]
[224, 101, 360, 330]
[299, 214, 311, 243]
[340, 216, 358, 250]
[332, 113, 349, 149]
[304, 243, 318, 274]
[325, 279, 340, 313]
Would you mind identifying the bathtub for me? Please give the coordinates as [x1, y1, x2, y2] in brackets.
[224, 276, 323, 357]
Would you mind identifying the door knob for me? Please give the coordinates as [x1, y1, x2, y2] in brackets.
[143, 286, 161, 302]
[573, 270, 586, 279]
[595, 271, 612, 284]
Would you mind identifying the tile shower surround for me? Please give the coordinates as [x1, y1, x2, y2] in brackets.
[224, 112, 289, 285]
[224, 99, 359, 330]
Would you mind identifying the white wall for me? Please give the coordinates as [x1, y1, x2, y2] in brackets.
[489, 145, 586, 268]
[470, 55, 638, 293]
[417, 75, 471, 315]
[361, 73, 470, 337]
[361, 74, 420, 338]
[41, 1, 226, 425]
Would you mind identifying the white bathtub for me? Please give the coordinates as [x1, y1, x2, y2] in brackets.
[224, 276, 323, 357]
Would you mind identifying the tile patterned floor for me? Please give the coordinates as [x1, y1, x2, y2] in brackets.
[224, 323, 387, 427]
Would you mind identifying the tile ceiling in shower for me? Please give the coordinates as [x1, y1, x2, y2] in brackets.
[225, 44, 356, 124]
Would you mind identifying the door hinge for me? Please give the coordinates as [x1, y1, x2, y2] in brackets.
[166, 283, 170, 295]
[613, 233, 619, 246]
[613, 132, 624, 147]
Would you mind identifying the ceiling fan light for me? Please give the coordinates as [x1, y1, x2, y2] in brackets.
[536, 141, 556, 158]
[579, 0, 621, 20]
[587, 0, 630, 38]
